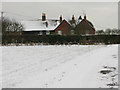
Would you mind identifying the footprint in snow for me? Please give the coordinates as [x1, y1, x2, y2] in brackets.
[45, 69, 48, 71]
[62, 72, 66, 74]
[44, 83, 48, 87]
[45, 83, 48, 85]
[112, 55, 116, 56]
[112, 55, 117, 58]
[113, 56, 117, 58]
[53, 77, 56, 79]
[58, 79, 62, 81]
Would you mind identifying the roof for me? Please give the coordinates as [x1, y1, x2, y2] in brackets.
[77, 19, 95, 30]
[85, 19, 95, 29]
[21, 19, 60, 31]
[54, 19, 73, 30]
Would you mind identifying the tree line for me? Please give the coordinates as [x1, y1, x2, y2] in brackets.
[95, 29, 120, 35]
[2, 34, 120, 46]
[1, 17, 120, 35]
[1, 17, 120, 45]
[0, 17, 23, 35]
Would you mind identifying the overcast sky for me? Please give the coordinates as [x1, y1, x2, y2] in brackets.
[2, 2, 118, 30]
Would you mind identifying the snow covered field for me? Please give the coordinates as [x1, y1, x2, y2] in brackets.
[2, 45, 118, 88]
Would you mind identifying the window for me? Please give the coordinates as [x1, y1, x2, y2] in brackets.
[85, 30, 89, 34]
[58, 30, 62, 35]
[38, 31, 42, 35]
[46, 31, 50, 35]
[71, 30, 74, 35]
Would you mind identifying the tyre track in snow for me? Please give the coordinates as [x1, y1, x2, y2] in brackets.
[2, 45, 105, 88]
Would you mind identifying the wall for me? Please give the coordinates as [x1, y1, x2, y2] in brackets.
[55, 20, 73, 35]
[75, 20, 95, 35]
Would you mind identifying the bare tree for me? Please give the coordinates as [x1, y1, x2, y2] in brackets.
[1, 17, 23, 35]
[105, 28, 111, 35]
[96, 30, 105, 35]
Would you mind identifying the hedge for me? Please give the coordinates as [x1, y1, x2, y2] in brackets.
[2, 35, 120, 45]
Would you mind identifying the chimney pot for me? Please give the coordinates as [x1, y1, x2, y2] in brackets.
[84, 14, 86, 19]
[72, 15, 75, 21]
[42, 13, 46, 21]
[60, 15, 62, 23]
[79, 15, 82, 20]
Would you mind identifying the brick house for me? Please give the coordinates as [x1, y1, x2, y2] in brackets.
[55, 19, 73, 35]
[21, 13, 95, 35]
[55, 14, 95, 35]
[21, 13, 60, 35]
[75, 15, 95, 35]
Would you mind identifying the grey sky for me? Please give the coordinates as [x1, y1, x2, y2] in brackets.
[2, 2, 118, 30]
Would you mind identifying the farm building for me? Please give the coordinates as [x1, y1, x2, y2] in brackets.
[55, 20, 73, 35]
[21, 13, 95, 35]
[21, 13, 60, 35]
[75, 14, 95, 35]
[54, 15, 76, 35]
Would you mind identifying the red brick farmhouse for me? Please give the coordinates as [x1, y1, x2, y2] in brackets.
[75, 15, 95, 35]
[55, 19, 73, 35]
[22, 13, 95, 35]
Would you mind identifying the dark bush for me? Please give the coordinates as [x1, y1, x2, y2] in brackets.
[2, 34, 120, 45]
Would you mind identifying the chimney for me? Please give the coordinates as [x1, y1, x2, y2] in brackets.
[84, 14, 86, 19]
[72, 15, 75, 21]
[78, 15, 82, 20]
[42, 13, 46, 21]
[72, 15, 75, 23]
[60, 15, 62, 23]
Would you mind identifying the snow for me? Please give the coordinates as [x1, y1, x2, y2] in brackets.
[2, 45, 118, 88]
[0, 47, 2, 89]
[21, 19, 60, 31]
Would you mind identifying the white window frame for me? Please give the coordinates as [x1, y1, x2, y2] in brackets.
[85, 30, 89, 35]
[46, 31, 50, 35]
[38, 31, 42, 35]
[71, 30, 74, 35]
[58, 30, 62, 35]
